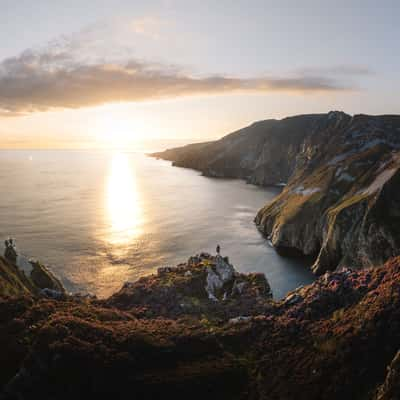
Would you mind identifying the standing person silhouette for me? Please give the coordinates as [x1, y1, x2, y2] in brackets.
[216, 244, 221, 255]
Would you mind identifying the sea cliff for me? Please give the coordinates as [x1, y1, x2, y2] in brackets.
[152, 111, 400, 274]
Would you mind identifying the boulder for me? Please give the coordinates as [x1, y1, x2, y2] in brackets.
[205, 256, 235, 301]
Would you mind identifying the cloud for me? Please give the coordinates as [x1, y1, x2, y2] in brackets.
[0, 47, 364, 116]
[298, 65, 373, 76]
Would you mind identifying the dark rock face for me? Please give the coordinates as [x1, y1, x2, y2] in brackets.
[153, 111, 400, 274]
[2, 255, 400, 399]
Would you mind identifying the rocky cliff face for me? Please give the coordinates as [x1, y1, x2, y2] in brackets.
[153, 111, 400, 274]
[0, 244, 65, 297]
[255, 112, 400, 274]
[2, 253, 400, 399]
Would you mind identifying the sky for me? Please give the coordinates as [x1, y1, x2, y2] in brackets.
[0, 0, 399, 149]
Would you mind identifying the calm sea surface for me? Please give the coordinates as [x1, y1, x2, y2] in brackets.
[0, 150, 314, 298]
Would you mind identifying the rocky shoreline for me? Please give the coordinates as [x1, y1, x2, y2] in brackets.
[152, 111, 400, 275]
[1, 247, 400, 399]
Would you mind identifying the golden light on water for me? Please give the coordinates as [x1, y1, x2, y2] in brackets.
[106, 152, 143, 247]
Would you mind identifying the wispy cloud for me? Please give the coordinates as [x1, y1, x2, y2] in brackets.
[297, 65, 373, 76]
[0, 44, 367, 116]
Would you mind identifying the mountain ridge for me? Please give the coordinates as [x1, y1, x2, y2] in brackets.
[152, 111, 400, 274]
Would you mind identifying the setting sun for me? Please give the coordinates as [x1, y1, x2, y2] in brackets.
[93, 106, 139, 149]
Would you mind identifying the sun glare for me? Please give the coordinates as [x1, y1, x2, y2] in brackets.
[106, 152, 143, 248]
[96, 113, 135, 149]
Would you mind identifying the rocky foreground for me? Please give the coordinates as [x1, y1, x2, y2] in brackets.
[1, 252, 400, 399]
[152, 111, 400, 275]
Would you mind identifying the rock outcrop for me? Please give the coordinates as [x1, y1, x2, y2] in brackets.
[106, 252, 272, 320]
[0, 240, 65, 297]
[2, 254, 400, 399]
[153, 111, 400, 274]
[29, 260, 65, 294]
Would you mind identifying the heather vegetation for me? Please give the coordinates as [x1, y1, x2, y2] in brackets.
[1, 252, 400, 399]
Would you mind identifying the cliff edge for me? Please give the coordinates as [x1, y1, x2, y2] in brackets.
[153, 111, 400, 274]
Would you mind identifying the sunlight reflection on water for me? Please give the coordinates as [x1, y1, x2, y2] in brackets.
[106, 152, 143, 251]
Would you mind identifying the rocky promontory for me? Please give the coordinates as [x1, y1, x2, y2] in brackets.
[1, 248, 400, 399]
[0, 240, 65, 297]
[152, 111, 400, 274]
[152, 114, 323, 185]
[106, 253, 272, 320]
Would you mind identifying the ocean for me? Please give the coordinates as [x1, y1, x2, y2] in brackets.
[0, 149, 314, 298]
